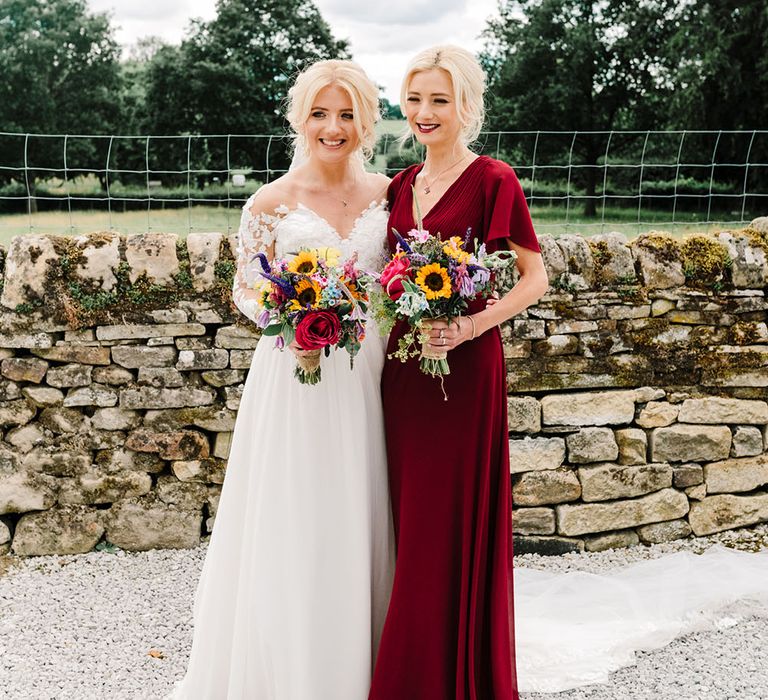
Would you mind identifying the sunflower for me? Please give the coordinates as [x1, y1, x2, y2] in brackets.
[289, 278, 322, 310]
[415, 263, 452, 300]
[443, 236, 471, 264]
[288, 250, 318, 275]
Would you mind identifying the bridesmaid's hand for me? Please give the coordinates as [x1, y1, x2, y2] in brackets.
[425, 317, 473, 352]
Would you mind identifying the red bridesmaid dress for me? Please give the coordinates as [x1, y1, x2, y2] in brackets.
[369, 156, 541, 700]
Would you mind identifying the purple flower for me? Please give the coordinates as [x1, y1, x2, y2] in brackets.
[256, 309, 271, 328]
[275, 335, 285, 350]
[259, 271, 296, 298]
[392, 229, 412, 253]
[471, 267, 491, 286]
[255, 252, 272, 274]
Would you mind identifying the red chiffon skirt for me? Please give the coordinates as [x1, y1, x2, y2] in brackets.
[370, 302, 518, 700]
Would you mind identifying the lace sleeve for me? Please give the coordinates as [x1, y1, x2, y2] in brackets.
[232, 192, 278, 322]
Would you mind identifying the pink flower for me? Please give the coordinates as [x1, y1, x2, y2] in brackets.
[407, 228, 431, 243]
[379, 255, 412, 301]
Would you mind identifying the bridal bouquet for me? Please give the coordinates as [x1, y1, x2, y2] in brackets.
[252, 247, 368, 384]
[370, 225, 516, 384]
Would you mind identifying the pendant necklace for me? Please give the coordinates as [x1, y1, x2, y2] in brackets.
[421, 154, 470, 195]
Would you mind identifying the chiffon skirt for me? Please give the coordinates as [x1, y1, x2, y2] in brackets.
[171, 329, 394, 700]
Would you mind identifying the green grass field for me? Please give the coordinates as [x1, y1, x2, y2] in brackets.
[0, 203, 748, 248]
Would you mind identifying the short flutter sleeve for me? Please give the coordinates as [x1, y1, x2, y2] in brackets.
[232, 192, 279, 323]
[484, 161, 540, 254]
[387, 166, 414, 211]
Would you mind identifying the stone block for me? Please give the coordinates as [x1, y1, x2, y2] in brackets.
[689, 492, 768, 536]
[22, 447, 91, 477]
[513, 535, 584, 556]
[556, 488, 689, 536]
[512, 507, 556, 535]
[124, 232, 180, 284]
[214, 432, 233, 460]
[38, 406, 88, 433]
[0, 235, 57, 309]
[637, 519, 692, 544]
[111, 345, 177, 369]
[704, 455, 768, 494]
[678, 397, 768, 424]
[201, 370, 246, 388]
[1, 357, 48, 383]
[541, 390, 635, 426]
[92, 366, 134, 385]
[138, 367, 185, 388]
[507, 396, 541, 434]
[578, 462, 672, 502]
[636, 401, 679, 428]
[12, 506, 104, 556]
[513, 468, 581, 506]
[22, 386, 64, 407]
[32, 346, 111, 365]
[46, 364, 93, 388]
[566, 428, 618, 464]
[224, 385, 242, 410]
[156, 476, 209, 510]
[186, 232, 223, 292]
[229, 350, 254, 369]
[214, 325, 260, 350]
[508, 437, 565, 474]
[94, 448, 164, 474]
[0, 471, 57, 514]
[556, 235, 596, 289]
[0, 399, 35, 427]
[63, 384, 119, 408]
[650, 425, 731, 462]
[106, 499, 202, 550]
[632, 233, 685, 289]
[171, 459, 227, 485]
[584, 529, 640, 552]
[672, 463, 704, 488]
[120, 386, 216, 410]
[533, 335, 579, 356]
[176, 349, 230, 371]
[731, 426, 765, 457]
[616, 428, 647, 465]
[58, 470, 153, 505]
[72, 233, 121, 291]
[125, 429, 210, 460]
[5, 424, 46, 453]
[91, 407, 142, 431]
[512, 320, 546, 340]
[97, 323, 206, 341]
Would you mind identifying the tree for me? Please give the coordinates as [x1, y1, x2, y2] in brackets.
[662, 0, 768, 203]
[142, 0, 349, 182]
[0, 0, 122, 187]
[482, 0, 680, 215]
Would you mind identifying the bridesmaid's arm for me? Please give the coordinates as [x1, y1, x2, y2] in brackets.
[426, 243, 548, 350]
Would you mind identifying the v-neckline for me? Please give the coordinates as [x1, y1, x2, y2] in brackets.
[292, 199, 384, 241]
[409, 156, 485, 226]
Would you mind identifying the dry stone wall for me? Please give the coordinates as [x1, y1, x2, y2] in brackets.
[0, 220, 766, 557]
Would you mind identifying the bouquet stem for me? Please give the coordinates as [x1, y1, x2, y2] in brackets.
[419, 341, 450, 400]
[295, 349, 322, 385]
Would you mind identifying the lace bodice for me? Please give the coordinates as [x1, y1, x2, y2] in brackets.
[232, 192, 389, 322]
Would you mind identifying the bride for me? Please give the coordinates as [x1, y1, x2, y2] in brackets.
[170, 59, 393, 699]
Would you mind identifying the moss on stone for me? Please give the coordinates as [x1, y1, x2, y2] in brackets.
[680, 234, 732, 290]
[741, 225, 768, 256]
[588, 240, 612, 286]
[635, 231, 681, 264]
[726, 322, 763, 345]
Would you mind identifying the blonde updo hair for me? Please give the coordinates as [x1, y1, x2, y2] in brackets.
[286, 59, 380, 161]
[400, 45, 486, 145]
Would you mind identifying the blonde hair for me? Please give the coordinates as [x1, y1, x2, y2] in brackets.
[400, 45, 486, 145]
[286, 59, 380, 161]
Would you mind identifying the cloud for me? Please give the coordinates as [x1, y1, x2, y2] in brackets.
[87, 0, 500, 101]
[319, 0, 466, 25]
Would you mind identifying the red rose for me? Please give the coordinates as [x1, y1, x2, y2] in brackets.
[380, 256, 411, 300]
[295, 310, 342, 350]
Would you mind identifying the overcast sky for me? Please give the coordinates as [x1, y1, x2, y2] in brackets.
[87, 0, 501, 103]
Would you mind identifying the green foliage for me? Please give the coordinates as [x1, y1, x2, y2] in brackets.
[0, 0, 122, 184]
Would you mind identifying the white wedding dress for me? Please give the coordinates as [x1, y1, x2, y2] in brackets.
[171, 195, 394, 700]
[515, 545, 768, 693]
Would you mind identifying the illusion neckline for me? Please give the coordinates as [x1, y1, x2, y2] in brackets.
[278, 199, 386, 242]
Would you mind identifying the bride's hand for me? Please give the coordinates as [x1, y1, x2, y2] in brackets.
[288, 339, 313, 357]
[486, 291, 500, 308]
[425, 317, 473, 352]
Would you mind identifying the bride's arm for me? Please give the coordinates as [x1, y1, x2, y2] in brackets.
[232, 189, 280, 323]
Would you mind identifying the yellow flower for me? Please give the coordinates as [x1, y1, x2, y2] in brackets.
[316, 247, 341, 266]
[288, 250, 318, 275]
[341, 275, 366, 301]
[289, 278, 322, 310]
[415, 263, 452, 300]
[443, 236, 471, 264]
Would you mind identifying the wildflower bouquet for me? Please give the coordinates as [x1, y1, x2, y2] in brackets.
[252, 247, 368, 384]
[371, 225, 516, 381]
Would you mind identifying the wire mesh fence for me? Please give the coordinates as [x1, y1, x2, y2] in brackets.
[0, 129, 766, 240]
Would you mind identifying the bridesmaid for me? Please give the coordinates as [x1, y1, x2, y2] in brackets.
[370, 46, 549, 700]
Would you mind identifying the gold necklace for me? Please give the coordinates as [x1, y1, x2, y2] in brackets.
[420, 154, 470, 195]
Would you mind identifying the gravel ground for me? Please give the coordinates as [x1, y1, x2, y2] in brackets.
[1, 526, 767, 700]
